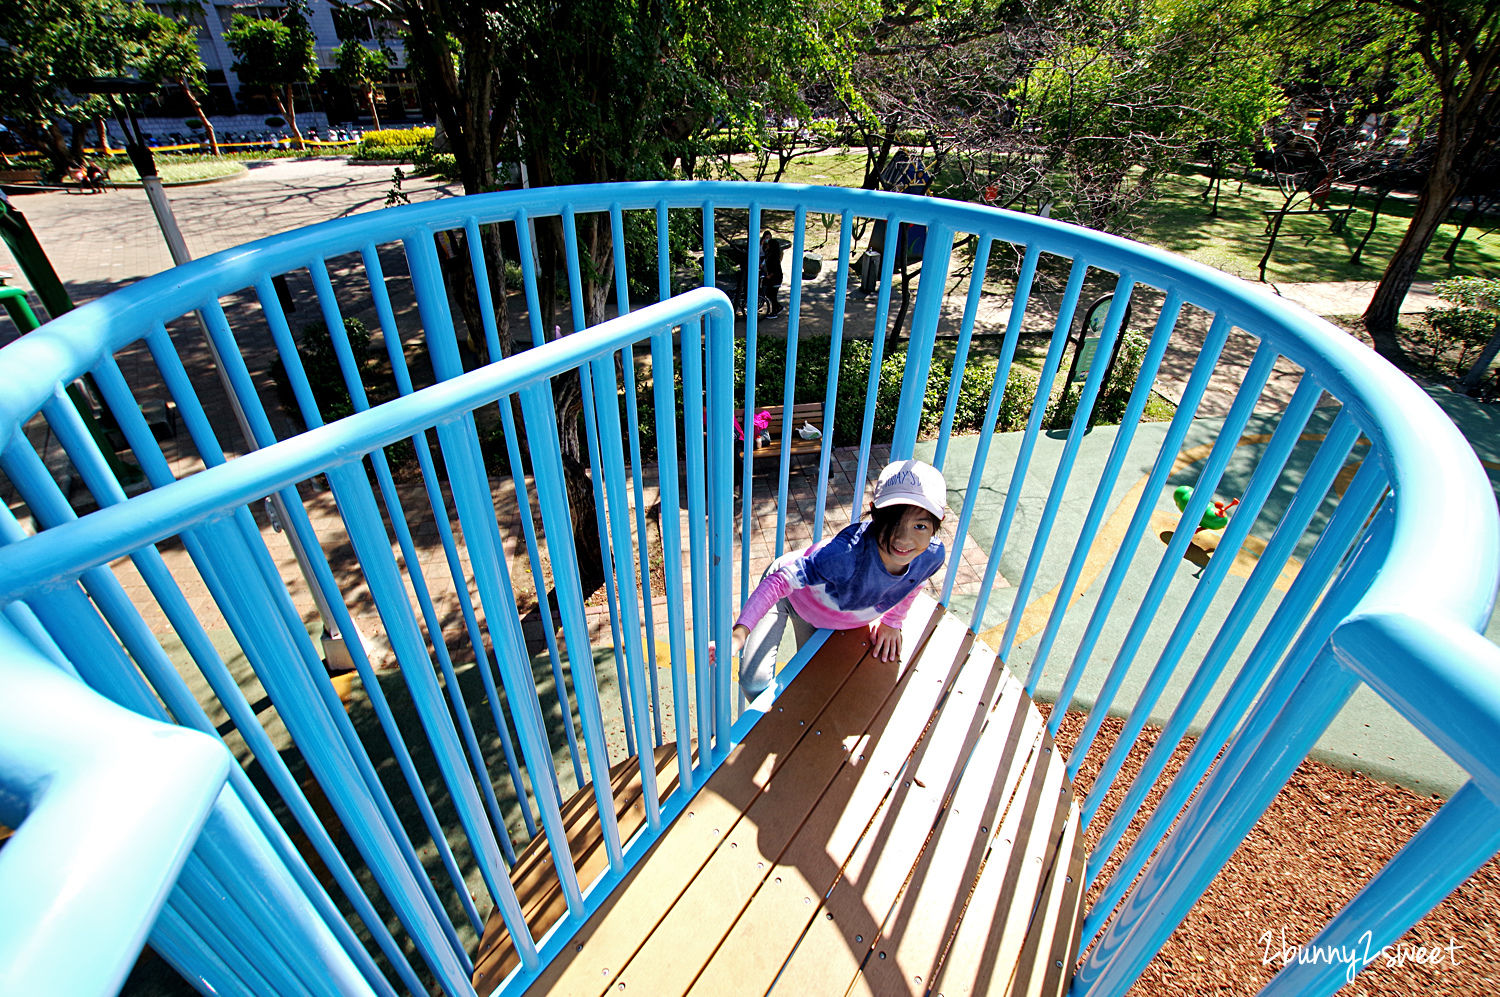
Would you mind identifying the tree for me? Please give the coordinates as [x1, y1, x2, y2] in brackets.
[829, 0, 1279, 233]
[132, 6, 219, 155]
[1305, 0, 1500, 359]
[365, 0, 859, 592]
[0, 0, 201, 172]
[223, 1, 319, 150]
[333, 39, 391, 132]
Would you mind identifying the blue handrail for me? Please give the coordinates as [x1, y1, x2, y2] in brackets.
[0, 181, 1496, 997]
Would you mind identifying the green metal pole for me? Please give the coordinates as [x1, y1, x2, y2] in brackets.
[0, 192, 74, 321]
[0, 192, 141, 486]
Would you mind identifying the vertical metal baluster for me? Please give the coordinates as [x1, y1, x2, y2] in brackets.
[1082, 457, 1387, 933]
[622, 206, 664, 745]
[705, 299, 737, 757]
[1082, 375, 1324, 813]
[998, 276, 1135, 653]
[1043, 311, 1235, 710]
[680, 316, 712, 752]
[323, 459, 530, 958]
[562, 205, 636, 760]
[407, 230, 583, 788]
[933, 233, 993, 470]
[741, 201, 761, 601]
[589, 345, 661, 829]
[812, 209, 853, 544]
[1069, 340, 1279, 769]
[851, 211, 901, 515]
[889, 222, 954, 460]
[433, 416, 583, 919]
[653, 323, 697, 793]
[1024, 287, 1184, 680]
[967, 256, 1089, 632]
[774, 207, 806, 558]
[517, 379, 626, 870]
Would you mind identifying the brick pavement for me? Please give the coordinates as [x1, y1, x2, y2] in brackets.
[0, 158, 462, 319]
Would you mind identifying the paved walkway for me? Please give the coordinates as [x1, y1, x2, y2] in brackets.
[0, 158, 462, 317]
[1271, 278, 1443, 317]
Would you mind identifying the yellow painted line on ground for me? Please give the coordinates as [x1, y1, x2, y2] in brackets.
[977, 474, 1150, 651]
[976, 431, 1361, 653]
[657, 639, 701, 675]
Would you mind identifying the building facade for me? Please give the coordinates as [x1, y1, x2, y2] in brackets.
[124, 0, 429, 144]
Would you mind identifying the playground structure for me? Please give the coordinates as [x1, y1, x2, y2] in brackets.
[1, 181, 1499, 997]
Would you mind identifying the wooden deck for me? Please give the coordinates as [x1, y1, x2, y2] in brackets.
[472, 596, 1084, 996]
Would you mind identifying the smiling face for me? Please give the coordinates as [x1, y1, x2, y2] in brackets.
[875, 504, 939, 574]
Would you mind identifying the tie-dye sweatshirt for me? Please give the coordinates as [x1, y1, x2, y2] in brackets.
[734, 520, 946, 632]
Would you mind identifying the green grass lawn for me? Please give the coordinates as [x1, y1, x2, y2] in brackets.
[107, 157, 248, 184]
[1134, 170, 1500, 285]
[751, 152, 1499, 288]
[762, 151, 871, 188]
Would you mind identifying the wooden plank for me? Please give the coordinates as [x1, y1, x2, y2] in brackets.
[928, 727, 1073, 996]
[1008, 798, 1085, 997]
[611, 600, 953, 996]
[837, 668, 1044, 997]
[681, 606, 977, 996]
[491, 597, 1087, 997]
[471, 743, 680, 993]
[517, 616, 884, 996]
[770, 642, 1024, 995]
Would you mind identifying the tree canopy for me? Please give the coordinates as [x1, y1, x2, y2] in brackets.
[1269, 0, 1500, 354]
[223, 1, 320, 149]
[333, 40, 392, 132]
[0, 0, 204, 168]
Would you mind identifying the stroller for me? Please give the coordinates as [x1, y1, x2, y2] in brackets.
[725, 232, 788, 317]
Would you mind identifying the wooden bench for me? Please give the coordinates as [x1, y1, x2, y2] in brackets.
[738, 401, 826, 458]
[1262, 206, 1354, 234]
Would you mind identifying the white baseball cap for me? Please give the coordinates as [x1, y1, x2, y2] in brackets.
[873, 460, 947, 521]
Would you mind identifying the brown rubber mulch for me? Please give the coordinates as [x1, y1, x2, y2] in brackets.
[1045, 709, 1500, 995]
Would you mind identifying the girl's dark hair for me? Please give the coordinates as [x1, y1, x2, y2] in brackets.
[866, 502, 941, 554]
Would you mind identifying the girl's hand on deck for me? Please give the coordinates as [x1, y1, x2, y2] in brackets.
[871, 623, 902, 662]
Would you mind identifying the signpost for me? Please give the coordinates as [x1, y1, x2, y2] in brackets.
[1055, 293, 1131, 431]
[68, 77, 362, 671]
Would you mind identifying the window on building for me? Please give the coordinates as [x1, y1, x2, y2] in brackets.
[331, 2, 374, 40]
[216, 3, 284, 32]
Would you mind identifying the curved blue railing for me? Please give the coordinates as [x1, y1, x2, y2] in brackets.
[1, 182, 1497, 997]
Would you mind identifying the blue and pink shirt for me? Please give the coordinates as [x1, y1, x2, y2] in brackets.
[735, 520, 947, 632]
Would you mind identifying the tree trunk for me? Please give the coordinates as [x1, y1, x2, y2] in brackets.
[279, 85, 306, 149]
[180, 79, 220, 155]
[1349, 187, 1390, 266]
[1363, 173, 1460, 361]
[862, 119, 900, 190]
[364, 87, 382, 132]
[68, 121, 88, 165]
[1258, 190, 1301, 282]
[551, 373, 606, 593]
[1442, 198, 1483, 263]
[94, 118, 109, 156]
[1461, 323, 1500, 390]
[31, 122, 71, 175]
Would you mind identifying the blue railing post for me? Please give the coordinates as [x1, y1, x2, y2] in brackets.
[890, 221, 954, 459]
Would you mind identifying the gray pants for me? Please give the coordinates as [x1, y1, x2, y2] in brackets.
[739, 594, 816, 699]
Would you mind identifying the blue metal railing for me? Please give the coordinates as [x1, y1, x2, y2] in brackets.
[0, 182, 1497, 997]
